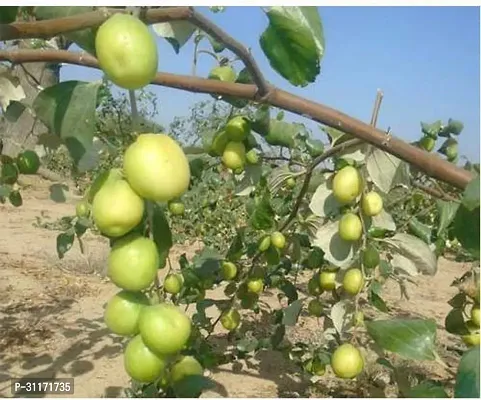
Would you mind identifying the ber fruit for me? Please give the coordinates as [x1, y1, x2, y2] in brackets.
[307, 299, 323, 317]
[108, 233, 159, 291]
[338, 213, 363, 242]
[270, 231, 286, 249]
[222, 141, 246, 171]
[225, 116, 250, 142]
[285, 177, 296, 189]
[123, 334, 166, 383]
[319, 270, 337, 291]
[247, 278, 264, 294]
[208, 66, 236, 83]
[330, 343, 364, 379]
[342, 268, 364, 296]
[123, 133, 190, 202]
[95, 14, 158, 90]
[75, 201, 90, 219]
[471, 305, 480, 327]
[104, 290, 150, 336]
[170, 355, 204, 383]
[164, 273, 183, 295]
[420, 136, 435, 152]
[246, 149, 260, 165]
[139, 303, 192, 355]
[361, 192, 383, 217]
[16, 150, 40, 174]
[362, 244, 380, 269]
[221, 261, 238, 280]
[168, 200, 185, 216]
[332, 166, 362, 204]
[220, 308, 241, 331]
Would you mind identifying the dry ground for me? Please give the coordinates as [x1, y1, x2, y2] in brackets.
[0, 176, 472, 398]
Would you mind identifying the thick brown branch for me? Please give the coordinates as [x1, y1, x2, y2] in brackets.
[0, 48, 473, 190]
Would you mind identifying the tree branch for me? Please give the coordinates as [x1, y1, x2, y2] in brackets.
[0, 48, 473, 190]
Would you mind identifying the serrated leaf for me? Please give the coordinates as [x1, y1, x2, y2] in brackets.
[312, 218, 360, 268]
[172, 375, 216, 398]
[462, 176, 480, 211]
[152, 21, 196, 53]
[56, 230, 75, 259]
[365, 318, 437, 360]
[454, 346, 480, 398]
[152, 204, 173, 269]
[366, 148, 410, 193]
[282, 299, 303, 326]
[384, 233, 437, 275]
[453, 205, 480, 259]
[260, 6, 323, 87]
[436, 199, 460, 236]
[330, 299, 354, 334]
[0, 66, 26, 112]
[309, 176, 341, 218]
[49, 183, 69, 203]
[407, 381, 449, 398]
[33, 80, 102, 166]
[35, 7, 97, 54]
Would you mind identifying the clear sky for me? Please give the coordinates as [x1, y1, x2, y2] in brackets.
[61, 6, 481, 162]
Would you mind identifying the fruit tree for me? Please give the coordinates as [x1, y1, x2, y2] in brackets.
[0, 6, 479, 399]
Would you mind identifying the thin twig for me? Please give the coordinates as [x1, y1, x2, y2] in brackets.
[412, 181, 460, 203]
[370, 89, 383, 127]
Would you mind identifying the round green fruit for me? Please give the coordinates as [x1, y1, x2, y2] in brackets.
[139, 303, 192, 356]
[342, 268, 364, 296]
[123, 334, 166, 383]
[462, 333, 480, 347]
[16, 150, 40, 174]
[331, 343, 364, 379]
[258, 236, 271, 252]
[104, 290, 150, 336]
[168, 200, 185, 216]
[420, 136, 435, 152]
[220, 308, 241, 331]
[338, 213, 363, 242]
[225, 116, 250, 142]
[471, 305, 480, 327]
[285, 177, 296, 189]
[108, 233, 159, 291]
[311, 359, 326, 376]
[446, 143, 458, 161]
[307, 299, 323, 317]
[362, 244, 380, 269]
[75, 201, 90, 219]
[247, 278, 264, 294]
[332, 166, 362, 204]
[361, 192, 383, 217]
[208, 66, 236, 82]
[246, 149, 260, 165]
[95, 14, 158, 90]
[270, 231, 286, 249]
[319, 270, 337, 291]
[222, 141, 246, 170]
[92, 178, 144, 237]
[123, 133, 190, 203]
[164, 273, 183, 295]
[221, 261, 238, 280]
[170, 355, 204, 383]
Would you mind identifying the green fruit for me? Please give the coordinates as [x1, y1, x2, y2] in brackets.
[462, 333, 480, 347]
[247, 278, 264, 294]
[95, 14, 158, 90]
[246, 149, 260, 165]
[225, 116, 250, 142]
[108, 233, 159, 291]
[342, 269, 364, 296]
[168, 200, 185, 216]
[285, 177, 296, 189]
[221, 261, 238, 280]
[220, 308, 241, 331]
[139, 303, 192, 355]
[258, 236, 271, 252]
[75, 201, 91, 219]
[1, 162, 18, 185]
[123, 134, 190, 203]
[331, 343, 364, 379]
[471, 305, 480, 327]
[332, 166, 362, 204]
[466, 320, 479, 333]
[446, 144, 458, 161]
[311, 359, 326, 376]
[123, 335, 167, 383]
[164, 274, 183, 295]
[361, 192, 383, 217]
[208, 66, 236, 82]
[92, 178, 144, 237]
[104, 290, 150, 336]
[16, 150, 40, 174]
[270, 231, 286, 249]
[210, 130, 230, 156]
[362, 245, 380, 269]
[222, 141, 246, 170]
[338, 213, 363, 242]
[420, 137, 435, 152]
[170, 355, 204, 383]
[307, 299, 323, 317]
[319, 270, 337, 291]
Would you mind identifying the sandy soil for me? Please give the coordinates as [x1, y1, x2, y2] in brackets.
[0, 176, 471, 398]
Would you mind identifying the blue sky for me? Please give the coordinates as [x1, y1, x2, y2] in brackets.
[61, 6, 480, 162]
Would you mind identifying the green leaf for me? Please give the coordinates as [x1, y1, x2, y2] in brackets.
[453, 205, 480, 260]
[441, 118, 464, 136]
[271, 324, 286, 348]
[226, 228, 245, 262]
[4, 101, 27, 122]
[192, 247, 222, 279]
[56, 230, 75, 259]
[365, 318, 437, 361]
[49, 183, 69, 203]
[250, 105, 270, 136]
[369, 290, 389, 313]
[152, 21, 196, 54]
[172, 375, 216, 398]
[279, 280, 298, 304]
[444, 308, 470, 335]
[35, 7, 97, 54]
[8, 190, 22, 207]
[0, 184, 12, 198]
[260, 7, 324, 87]
[408, 217, 432, 244]
[436, 200, 460, 236]
[305, 137, 324, 157]
[236, 337, 259, 353]
[462, 176, 480, 211]
[366, 148, 411, 193]
[265, 120, 299, 148]
[454, 346, 480, 398]
[249, 193, 275, 230]
[207, 35, 226, 53]
[407, 381, 449, 398]
[33, 80, 102, 166]
[282, 299, 303, 326]
[151, 204, 173, 269]
[0, 7, 18, 23]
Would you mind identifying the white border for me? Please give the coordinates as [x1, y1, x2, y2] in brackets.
[2, 1, 481, 5]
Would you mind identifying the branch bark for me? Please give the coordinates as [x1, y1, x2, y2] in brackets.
[0, 48, 474, 190]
